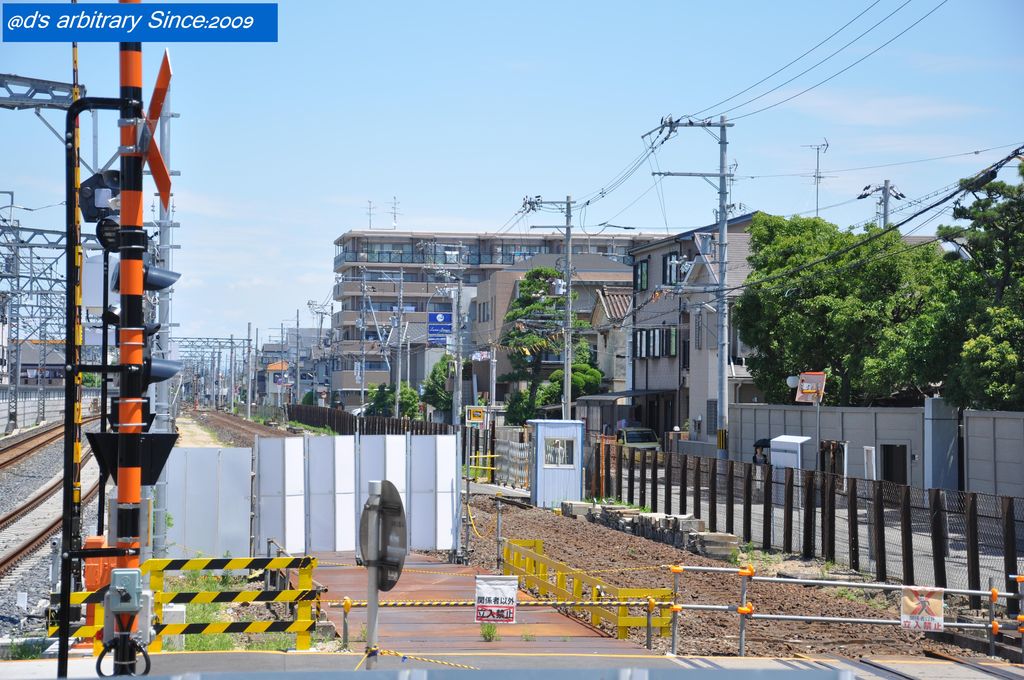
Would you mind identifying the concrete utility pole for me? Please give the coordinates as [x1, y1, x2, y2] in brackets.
[393, 268, 404, 418]
[715, 117, 729, 460]
[857, 179, 904, 227]
[525, 195, 575, 420]
[295, 309, 300, 405]
[229, 334, 235, 414]
[453, 275, 463, 427]
[489, 341, 497, 408]
[651, 116, 734, 459]
[246, 322, 253, 419]
[359, 271, 368, 411]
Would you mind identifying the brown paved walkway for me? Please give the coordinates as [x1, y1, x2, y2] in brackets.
[313, 550, 656, 656]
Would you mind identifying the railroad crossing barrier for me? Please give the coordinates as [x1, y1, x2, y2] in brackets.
[501, 539, 672, 638]
[328, 596, 674, 651]
[667, 563, 1024, 657]
[50, 556, 322, 653]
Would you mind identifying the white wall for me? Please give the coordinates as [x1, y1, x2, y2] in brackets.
[164, 447, 252, 558]
[256, 433, 458, 554]
[965, 410, 1024, 497]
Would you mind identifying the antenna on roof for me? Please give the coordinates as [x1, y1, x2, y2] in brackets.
[366, 200, 375, 229]
[389, 196, 401, 230]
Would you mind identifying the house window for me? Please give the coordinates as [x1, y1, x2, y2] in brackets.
[651, 328, 661, 358]
[662, 253, 680, 285]
[633, 260, 648, 291]
[664, 327, 678, 357]
[634, 329, 647, 359]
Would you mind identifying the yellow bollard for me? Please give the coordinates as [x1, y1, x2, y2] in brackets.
[296, 558, 316, 650]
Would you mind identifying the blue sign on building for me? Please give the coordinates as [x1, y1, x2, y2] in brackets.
[428, 312, 451, 324]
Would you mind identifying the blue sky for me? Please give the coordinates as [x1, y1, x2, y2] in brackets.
[1, 0, 1021, 342]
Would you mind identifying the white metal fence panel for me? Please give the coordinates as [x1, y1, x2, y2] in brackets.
[164, 447, 251, 558]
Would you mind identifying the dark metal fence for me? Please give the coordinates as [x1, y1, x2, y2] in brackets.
[589, 436, 1024, 612]
[286, 404, 455, 435]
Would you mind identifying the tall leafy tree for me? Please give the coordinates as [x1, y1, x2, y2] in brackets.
[734, 212, 946, 405]
[936, 166, 1024, 410]
[365, 382, 419, 418]
[500, 267, 595, 423]
[421, 353, 453, 416]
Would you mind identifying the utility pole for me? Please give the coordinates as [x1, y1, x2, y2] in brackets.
[489, 340, 497, 408]
[359, 271, 367, 411]
[524, 195, 575, 420]
[229, 334, 235, 414]
[393, 268, 404, 418]
[650, 116, 734, 460]
[453, 275, 463, 428]
[246, 322, 253, 419]
[295, 309, 300, 405]
[279, 321, 285, 407]
[857, 179, 904, 227]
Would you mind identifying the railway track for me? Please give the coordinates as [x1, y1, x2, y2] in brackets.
[923, 649, 1024, 679]
[0, 416, 100, 473]
[200, 409, 286, 439]
[0, 452, 102, 580]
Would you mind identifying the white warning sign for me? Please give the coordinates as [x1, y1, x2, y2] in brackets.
[474, 574, 518, 624]
[900, 587, 944, 632]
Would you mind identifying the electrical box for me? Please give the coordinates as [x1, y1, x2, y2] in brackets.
[107, 569, 143, 614]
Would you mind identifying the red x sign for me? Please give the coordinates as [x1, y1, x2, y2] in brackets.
[139, 50, 172, 210]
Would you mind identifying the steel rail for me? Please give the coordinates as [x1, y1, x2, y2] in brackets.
[0, 449, 95, 533]
[0, 416, 100, 472]
[0, 478, 100, 579]
[923, 649, 1024, 680]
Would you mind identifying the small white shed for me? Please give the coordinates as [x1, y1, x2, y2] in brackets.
[770, 435, 811, 470]
[527, 420, 584, 508]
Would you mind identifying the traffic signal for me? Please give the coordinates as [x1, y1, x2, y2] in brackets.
[111, 253, 180, 293]
[78, 170, 120, 223]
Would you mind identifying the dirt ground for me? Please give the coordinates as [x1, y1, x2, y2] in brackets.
[184, 409, 288, 448]
[459, 495, 982, 658]
[175, 414, 230, 447]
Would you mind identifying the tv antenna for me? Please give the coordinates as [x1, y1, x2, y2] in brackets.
[802, 138, 830, 217]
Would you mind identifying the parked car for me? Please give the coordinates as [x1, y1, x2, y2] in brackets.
[616, 427, 663, 462]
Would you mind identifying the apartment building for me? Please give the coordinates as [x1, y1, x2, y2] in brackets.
[331, 229, 661, 408]
[628, 212, 762, 438]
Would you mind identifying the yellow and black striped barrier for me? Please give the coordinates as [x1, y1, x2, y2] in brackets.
[157, 589, 322, 605]
[48, 620, 317, 638]
[329, 599, 672, 608]
[154, 620, 316, 636]
[47, 623, 102, 638]
[146, 555, 319, 652]
[142, 556, 314, 573]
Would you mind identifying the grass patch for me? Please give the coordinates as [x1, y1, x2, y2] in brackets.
[520, 630, 536, 642]
[480, 623, 500, 642]
[287, 420, 334, 435]
[167, 571, 248, 652]
[834, 586, 890, 611]
[245, 633, 295, 651]
[6, 638, 46, 660]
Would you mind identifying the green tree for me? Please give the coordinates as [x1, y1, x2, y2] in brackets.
[365, 382, 420, 418]
[934, 166, 1024, 409]
[499, 267, 593, 423]
[421, 354, 453, 416]
[301, 390, 316, 406]
[735, 212, 946, 405]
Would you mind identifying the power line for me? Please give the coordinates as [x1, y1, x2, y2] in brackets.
[685, 0, 884, 118]
[737, 142, 1024, 179]
[730, 0, 949, 121]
